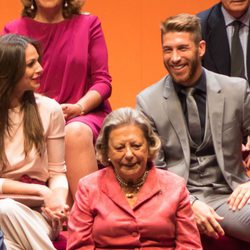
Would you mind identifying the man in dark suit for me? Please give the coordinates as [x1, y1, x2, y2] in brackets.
[198, 0, 250, 80]
[137, 13, 250, 242]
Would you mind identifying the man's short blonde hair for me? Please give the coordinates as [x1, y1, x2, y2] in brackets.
[161, 13, 202, 45]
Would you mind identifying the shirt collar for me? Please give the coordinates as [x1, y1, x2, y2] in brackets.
[174, 69, 206, 94]
[221, 5, 250, 27]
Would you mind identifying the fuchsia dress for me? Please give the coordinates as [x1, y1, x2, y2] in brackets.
[3, 14, 112, 139]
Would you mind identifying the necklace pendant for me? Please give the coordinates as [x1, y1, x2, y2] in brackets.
[126, 193, 134, 198]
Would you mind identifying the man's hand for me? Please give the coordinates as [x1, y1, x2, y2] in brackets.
[228, 181, 250, 210]
[192, 200, 224, 239]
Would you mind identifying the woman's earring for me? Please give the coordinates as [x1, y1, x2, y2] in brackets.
[30, 0, 35, 10]
[64, 0, 68, 8]
[108, 158, 111, 162]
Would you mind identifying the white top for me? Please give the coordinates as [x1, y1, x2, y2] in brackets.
[0, 94, 67, 193]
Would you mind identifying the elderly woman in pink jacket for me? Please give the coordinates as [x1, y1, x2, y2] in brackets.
[67, 107, 202, 250]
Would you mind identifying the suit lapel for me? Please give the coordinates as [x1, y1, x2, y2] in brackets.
[101, 168, 135, 217]
[134, 167, 161, 209]
[101, 167, 161, 212]
[206, 4, 231, 75]
[205, 70, 225, 168]
[163, 77, 190, 167]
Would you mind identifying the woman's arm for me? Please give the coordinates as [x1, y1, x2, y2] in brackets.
[44, 100, 68, 211]
[83, 16, 112, 106]
[78, 16, 112, 109]
[1, 178, 50, 196]
[61, 16, 112, 121]
[39, 99, 69, 233]
[175, 182, 202, 250]
[61, 90, 102, 120]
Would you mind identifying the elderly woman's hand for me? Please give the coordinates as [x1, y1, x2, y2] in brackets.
[41, 205, 69, 236]
[40, 187, 69, 234]
[192, 200, 224, 239]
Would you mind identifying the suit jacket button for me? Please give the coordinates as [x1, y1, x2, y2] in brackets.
[132, 231, 138, 237]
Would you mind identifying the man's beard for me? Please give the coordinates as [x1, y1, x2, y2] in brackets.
[164, 51, 200, 85]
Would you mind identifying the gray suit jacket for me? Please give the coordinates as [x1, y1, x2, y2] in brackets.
[136, 69, 250, 190]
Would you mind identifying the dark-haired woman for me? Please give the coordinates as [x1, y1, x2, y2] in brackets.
[3, 0, 112, 201]
[0, 34, 68, 250]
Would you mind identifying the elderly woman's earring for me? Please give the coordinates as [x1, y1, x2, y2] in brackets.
[30, 0, 35, 10]
[64, 0, 68, 8]
[108, 158, 111, 162]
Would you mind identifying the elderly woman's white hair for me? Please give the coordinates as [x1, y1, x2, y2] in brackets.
[96, 107, 161, 166]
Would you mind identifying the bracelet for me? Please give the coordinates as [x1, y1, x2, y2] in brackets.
[76, 103, 84, 115]
[190, 196, 198, 206]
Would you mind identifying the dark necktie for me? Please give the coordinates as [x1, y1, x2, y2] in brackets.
[231, 20, 245, 78]
[183, 88, 202, 145]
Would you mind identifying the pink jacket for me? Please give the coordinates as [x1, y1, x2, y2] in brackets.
[67, 166, 202, 250]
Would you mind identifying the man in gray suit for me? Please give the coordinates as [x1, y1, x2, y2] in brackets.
[137, 13, 250, 242]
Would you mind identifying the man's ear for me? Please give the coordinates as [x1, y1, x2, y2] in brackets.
[199, 40, 206, 57]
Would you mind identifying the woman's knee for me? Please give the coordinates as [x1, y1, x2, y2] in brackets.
[65, 122, 93, 143]
[0, 198, 19, 217]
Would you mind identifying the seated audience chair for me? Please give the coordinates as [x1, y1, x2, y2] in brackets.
[201, 234, 250, 250]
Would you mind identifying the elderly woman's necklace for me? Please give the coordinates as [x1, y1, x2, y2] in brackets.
[115, 170, 149, 199]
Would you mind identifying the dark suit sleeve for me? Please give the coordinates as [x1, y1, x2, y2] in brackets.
[242, 82, 250, 137]
[136, 95, 167, 169]
[197, 8, 210, 39]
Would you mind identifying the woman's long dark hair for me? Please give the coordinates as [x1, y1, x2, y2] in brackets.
[0, 34, 45, 169]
